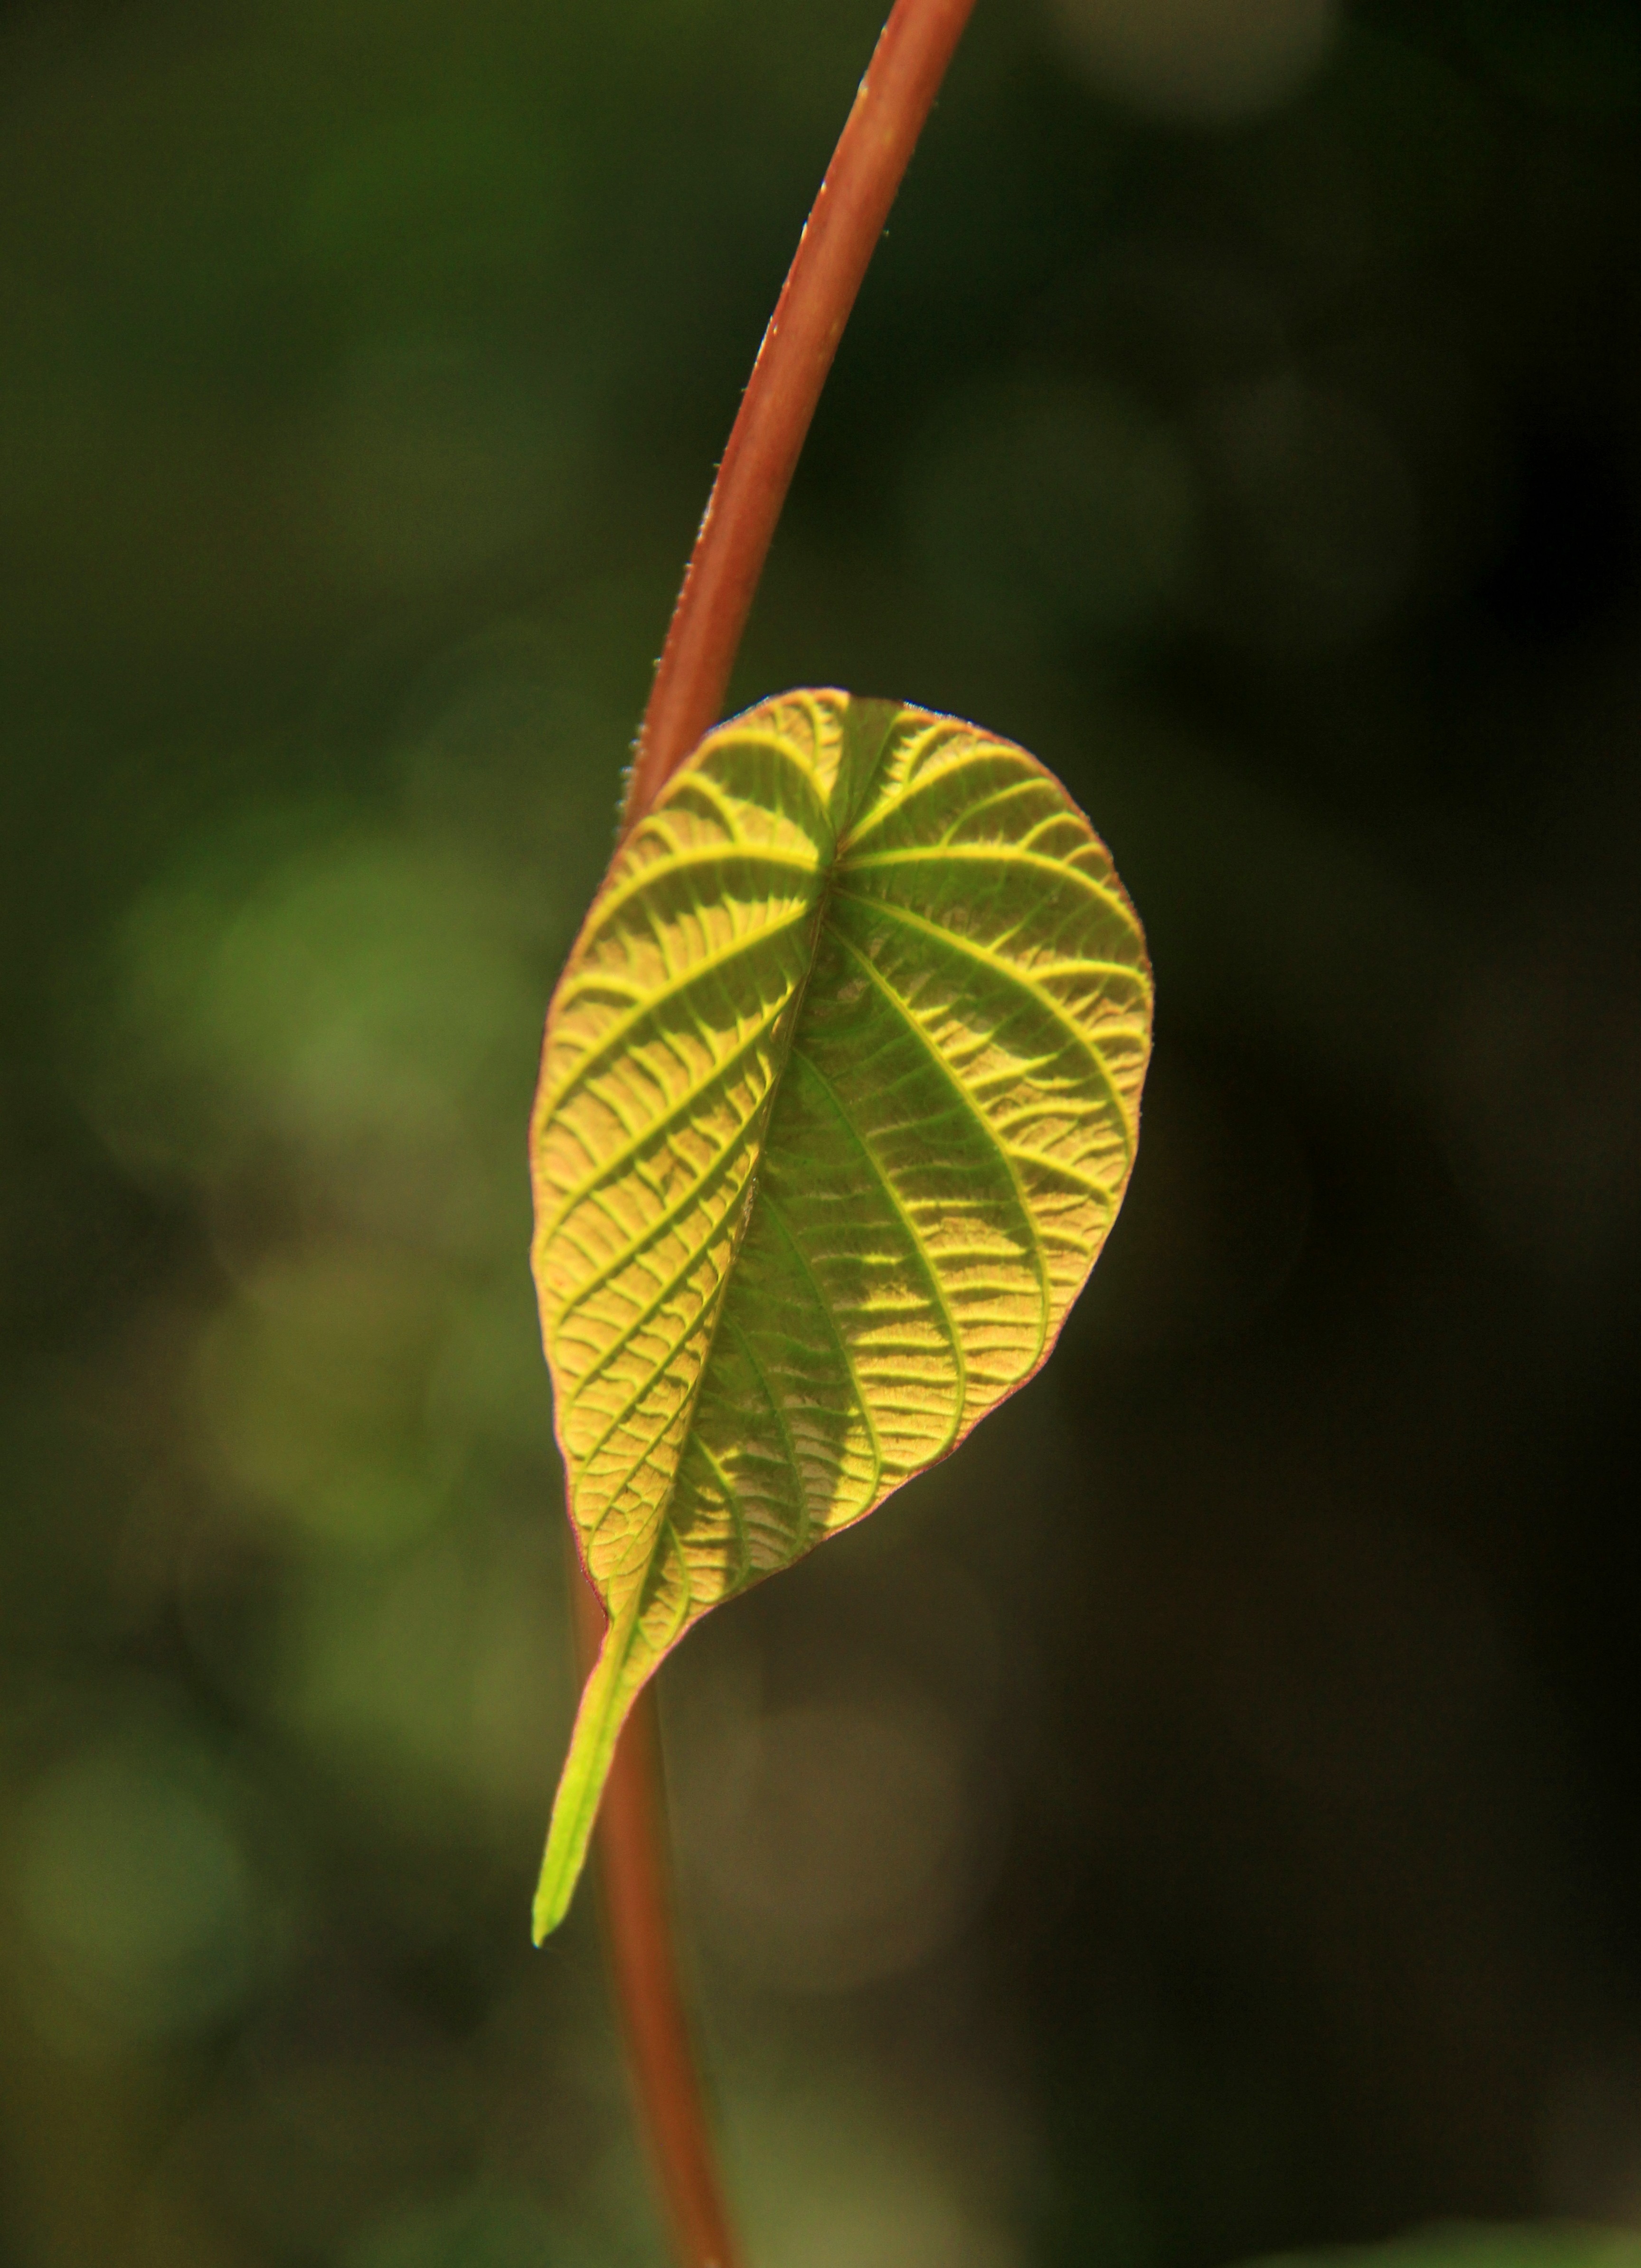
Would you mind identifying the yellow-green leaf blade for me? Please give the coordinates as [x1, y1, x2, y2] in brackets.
[529, 689, 1152, 1936]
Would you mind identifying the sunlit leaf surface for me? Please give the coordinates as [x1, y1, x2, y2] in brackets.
[529, 689, 1152, 1934]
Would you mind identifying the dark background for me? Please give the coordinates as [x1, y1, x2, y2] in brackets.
[4, 0, 1641, 2262]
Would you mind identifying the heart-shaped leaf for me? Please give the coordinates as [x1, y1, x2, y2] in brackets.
[529, 689, 1151, 1935]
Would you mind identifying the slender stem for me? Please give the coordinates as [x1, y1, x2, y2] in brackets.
[580, 5, 978, 2263]
[622, 0, 980, 831]
[571, 1566, 741, 2268]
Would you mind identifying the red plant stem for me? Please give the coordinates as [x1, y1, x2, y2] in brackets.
[581, 5, 978, 2264]
[622, 0, 980, 830]
[571, 1568, 740, 2268]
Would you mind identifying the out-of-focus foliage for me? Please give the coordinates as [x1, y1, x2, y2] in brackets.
[1238, 2226, 1641, 2268]
[2, 0, 1641, 2262]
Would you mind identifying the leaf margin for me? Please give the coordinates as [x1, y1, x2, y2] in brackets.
[530, 687, 1152, 1938]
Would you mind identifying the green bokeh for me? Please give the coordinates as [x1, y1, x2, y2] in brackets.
[3, 0, 1641, 2263]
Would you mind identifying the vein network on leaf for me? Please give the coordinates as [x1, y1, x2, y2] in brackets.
[528, 687, 1152, 1939]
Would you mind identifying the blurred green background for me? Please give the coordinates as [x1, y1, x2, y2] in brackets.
[5, 0, 1641, 2262]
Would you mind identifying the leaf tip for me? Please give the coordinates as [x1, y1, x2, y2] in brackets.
[531, 1868, 573, 1944]
[530, 1763, 595, 1942]
[530, 1602, 647, 1944]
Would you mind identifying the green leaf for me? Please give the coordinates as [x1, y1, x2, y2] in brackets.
[528, 689, 1152, 1936]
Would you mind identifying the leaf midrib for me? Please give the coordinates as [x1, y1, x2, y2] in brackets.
[583, 789, 852, 1617]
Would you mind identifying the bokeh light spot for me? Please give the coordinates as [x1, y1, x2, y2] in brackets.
[12, 1722, 269, 2047]
[91, 820, 540, 1248]
[193, 1244, 458, 1554]
[1046, 0, 1341, 123]
[681, 1694, 981, 1992]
